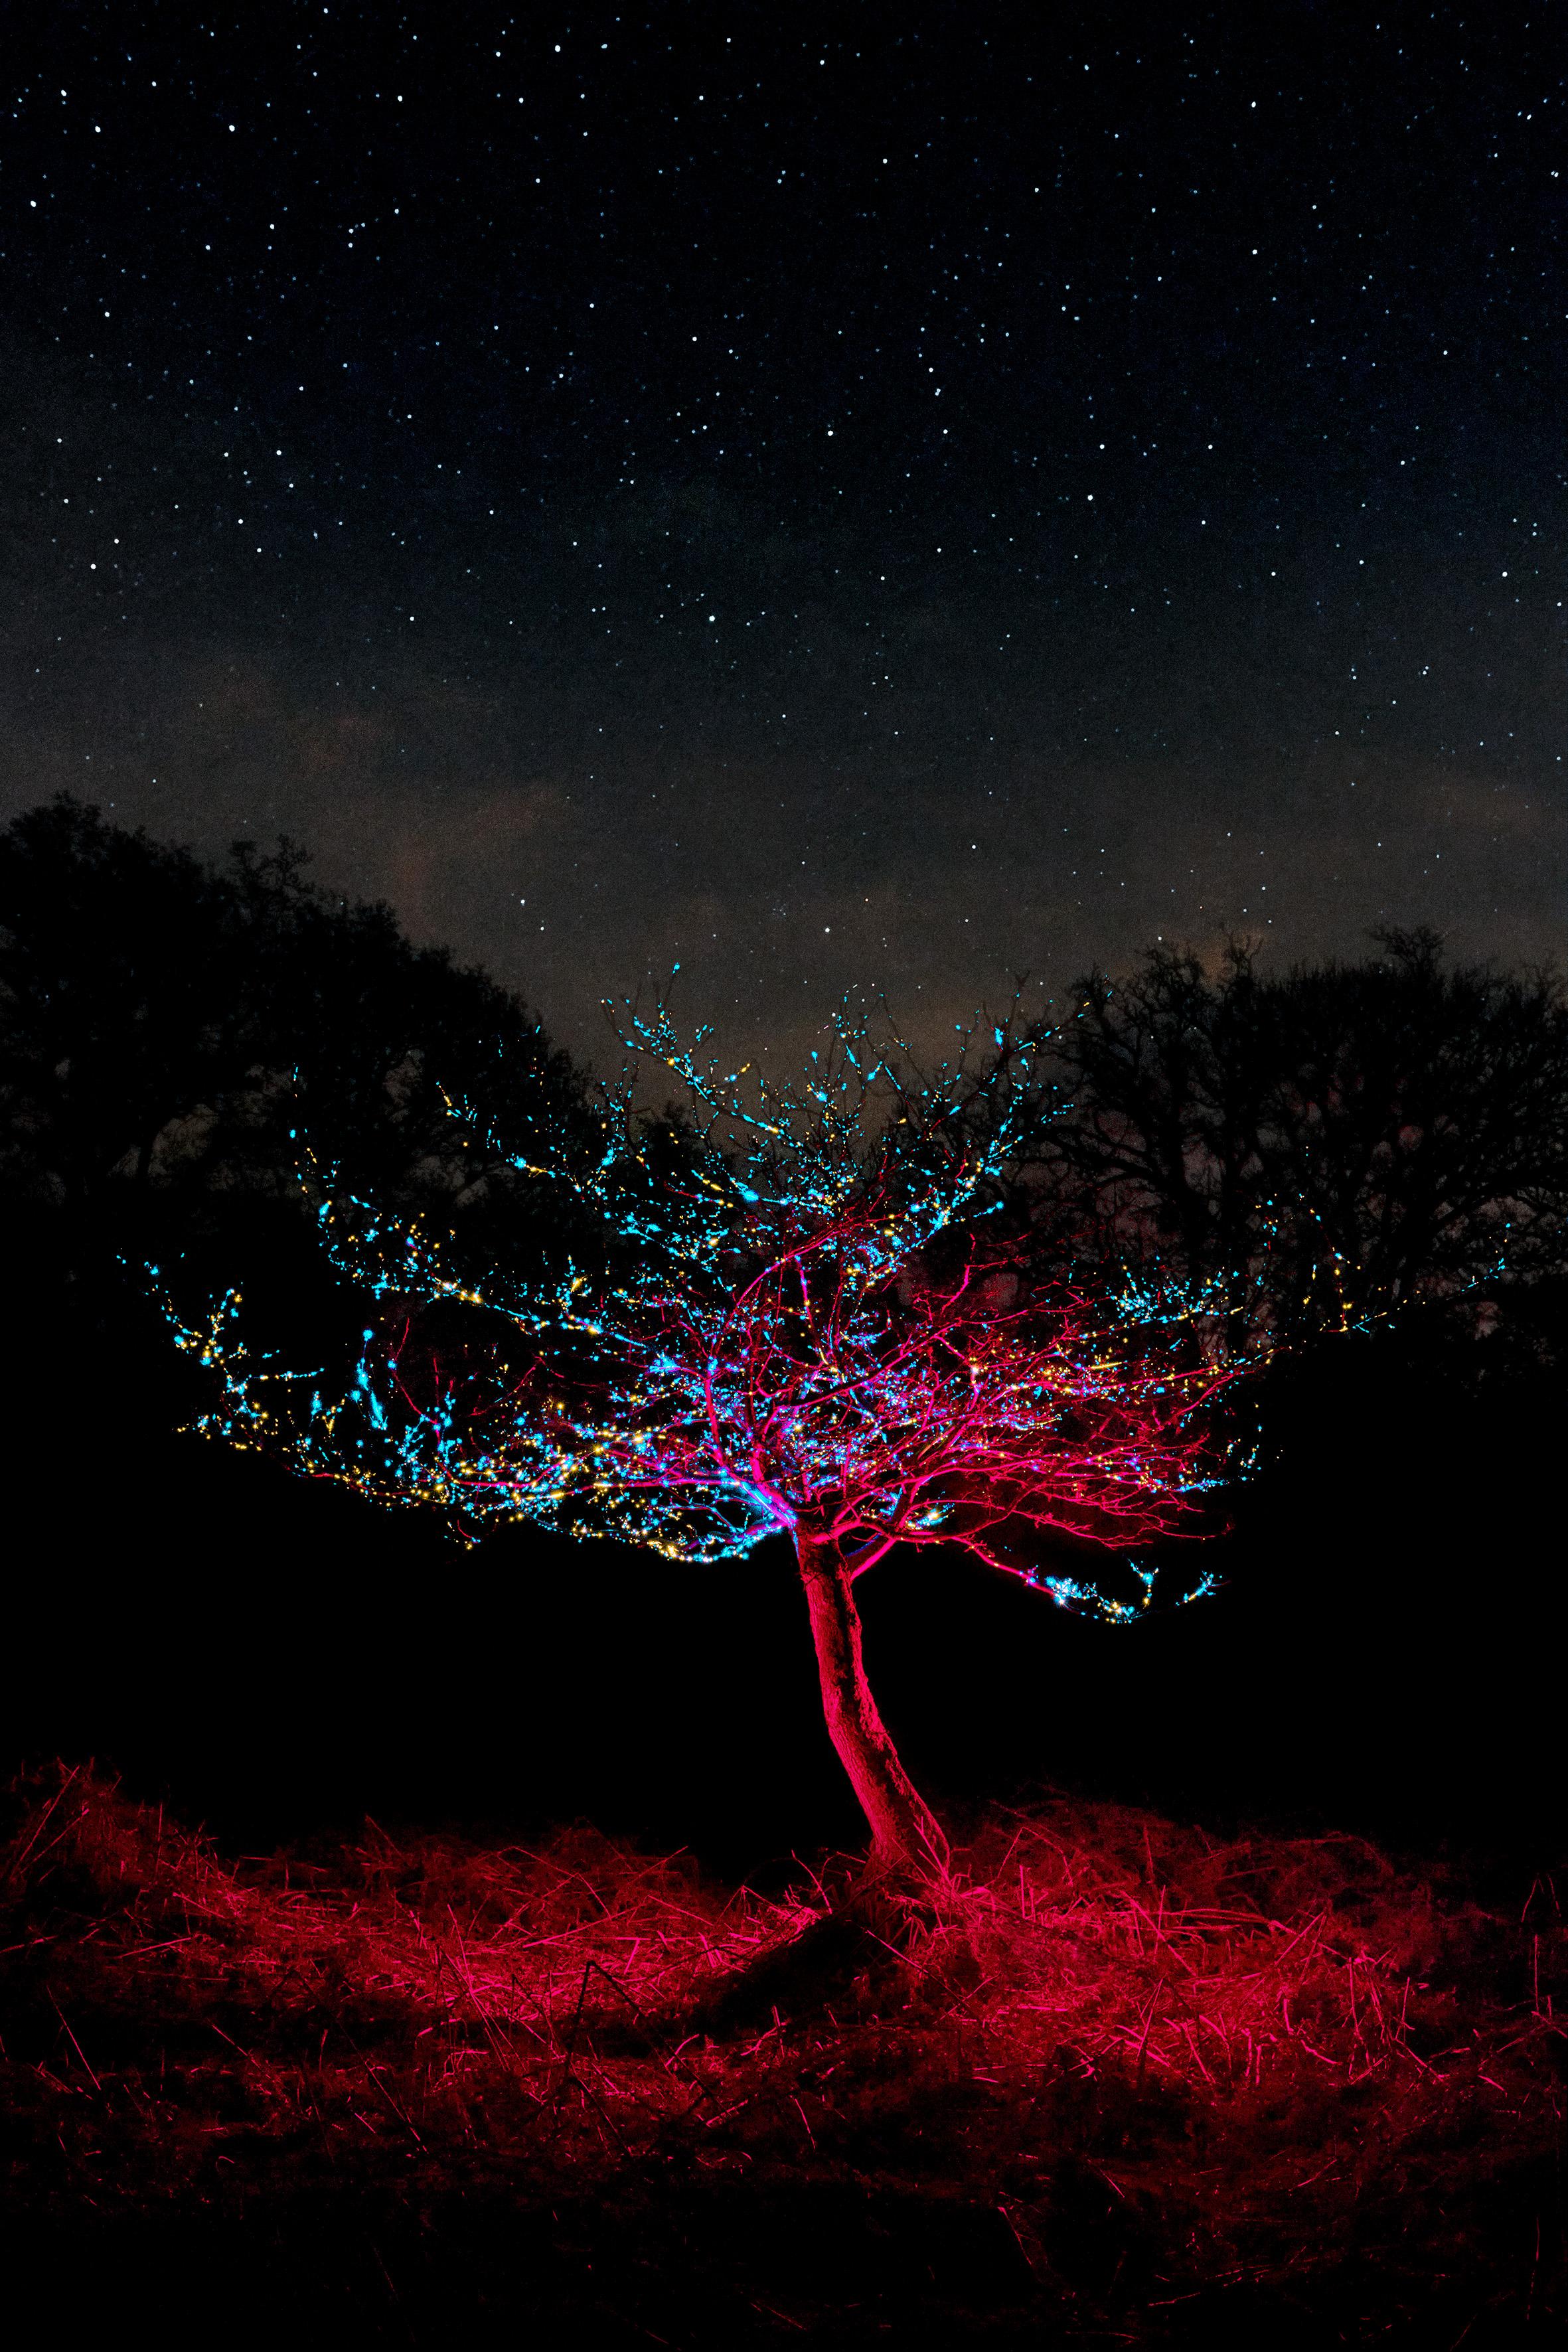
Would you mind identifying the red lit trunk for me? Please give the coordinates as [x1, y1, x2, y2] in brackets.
[796, 1533, 950, 1881]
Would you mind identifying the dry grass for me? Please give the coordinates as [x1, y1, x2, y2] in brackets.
[3, 1761, 1564, 2342]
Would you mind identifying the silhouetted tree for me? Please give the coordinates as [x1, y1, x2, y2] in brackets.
[1034, 931, 1568, 1358]
[0, 797, 597, 1476]
[0, 797, 589, 1275]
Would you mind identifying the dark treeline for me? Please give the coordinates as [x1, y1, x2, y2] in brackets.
[3, 798, 1566, 1870]
[1032, 931, 1568, 1368]
[0, 797, 594, 1299]
[8, 797, 1566, 1366]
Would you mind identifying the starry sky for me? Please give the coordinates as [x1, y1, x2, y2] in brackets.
[3, 5, 1563, 1063]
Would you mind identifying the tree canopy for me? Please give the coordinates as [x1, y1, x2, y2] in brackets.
[0, 796, 592, 1287]
[1032, 930, 1568, 1358]
[168, 997, 1237, 1875]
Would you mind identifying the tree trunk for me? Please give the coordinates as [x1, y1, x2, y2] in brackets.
[796, 1533, 949, 1881]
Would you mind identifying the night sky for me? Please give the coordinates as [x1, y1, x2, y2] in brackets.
[3, 5, 1563, 1064]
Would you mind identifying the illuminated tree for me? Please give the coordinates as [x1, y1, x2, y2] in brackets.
[167, 1000, 1237, 1881]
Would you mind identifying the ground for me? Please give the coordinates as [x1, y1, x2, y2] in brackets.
[2, 1762, 1563, 2345]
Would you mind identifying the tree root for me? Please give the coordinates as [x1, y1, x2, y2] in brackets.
[636, 1851, 956, 2044]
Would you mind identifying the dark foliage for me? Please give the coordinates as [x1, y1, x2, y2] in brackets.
[0, 796, 598, 1435]
[0, 794, 589, 1231]
[1034, 930, 1568, 1369]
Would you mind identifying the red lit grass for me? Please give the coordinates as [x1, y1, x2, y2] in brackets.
[4, 1764, 1563, 2337]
